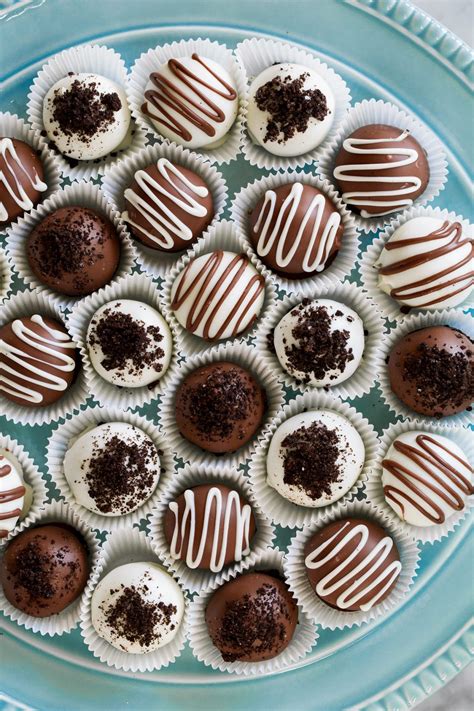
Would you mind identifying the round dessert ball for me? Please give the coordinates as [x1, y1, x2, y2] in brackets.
[86, 300, 173, 388]
[174, 362, 266, 454]
[91, 561, 185, 653]
[382, 430, 473, 528]
[205, 571, 298, 662]
[333, 124, 430, 218]
[377, 217, 474, 311]
[0, 314, 79, 407]
[248, 182, 344, 278]
[164, 483, 257, 572]
[122, 158, 214, 252]
[0, 449, 32, 539]
[304, 518, 402, 612]
[266, 410, 365, 508]
[273, 298, 365, 386]
[247, 62, 335, 157]
[63, 422, 161, 517]
[43, 73, 131, 161]
[0, 523, 89, 617]
[27, 206, 121, 297]
[170, 251, 265, 340]
[388, 325, 474, 417]
[0, 137, 47, 223]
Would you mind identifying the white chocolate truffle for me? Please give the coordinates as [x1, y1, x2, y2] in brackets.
[382, 431, 473, 528]
[0, 449, 32, 538]
[267, 410, 365, 508]
[91, 562, 185, 653]
[43, 73, 131, 161]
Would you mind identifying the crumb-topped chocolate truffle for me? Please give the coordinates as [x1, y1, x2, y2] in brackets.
[0, 449, 32, 539]
[0, 137, 47, 223]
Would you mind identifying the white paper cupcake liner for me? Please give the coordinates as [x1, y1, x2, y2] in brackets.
[159, 340, 285, 471]
[255, 281, 386, 400]
[359, 204, 474, 321]
[5, 181, 137, 310]
[101, 141, 228, 278]
[187, 546, 317, 675]
[235, 37, 351, 172]
[66, 272, 181, 411]
[79, 527, 189, 672]
[0, 289, 89, 425]
[284, 499, 420, 630]
[26, 44, 147, 181]
[161, 219, 276, 356]
[0, 246, 13, 303]
[128, 38, 247, 165]
[0, 500, 101, 636]
[46, 404, 174, 533]
[365, 420, 473, 544]
[149, 464, 275, 593]
[317, 99, 448, 233]
[248, 390, 379, 528]
[230, 171, 360, 298]
[376, 309, 474, 427]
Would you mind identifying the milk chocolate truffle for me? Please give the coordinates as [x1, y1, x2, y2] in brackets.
[122, 158, 214, 252]
[164, 484, 257, 572]
[205, 571, 298, 662]
[249, 182, 344, 278]
[0, 523, 89, 617]
[27, 206, 121, 297]
[0, 138, 47, 223]
[0, 314, 79, 407]
[0, 450, 32, 539]
[174, 362, 266, 454]
[334, 124, 430, 218]
[388, 326, 474, 417]
[304, 518, 402, 612]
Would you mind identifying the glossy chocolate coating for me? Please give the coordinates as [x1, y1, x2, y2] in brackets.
[0, 138, 46, 223]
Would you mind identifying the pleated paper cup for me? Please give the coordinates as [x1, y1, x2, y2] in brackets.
[128, 38, 247, 165]
[255, 281, 386, 400]
[365, 420, 473, 544]
[230, 171, 359, 298]
[248, 390, 379, 528]
[0, 500, 101, 636]
[79, 527, 189, 672]
[235, 37, 351, 172]
[5, 181, 137, 310]
[46, 405, 174, 532]
[284, 499, 420, 630]
[101, 142, 228, 277]
[66, 272, 181, 411]
[26, 44, 147, 181]
[0, 289, 89, 426]
[359, 205, 474, 321]
[376, 309, 474, 427]
[149, 464, 275, 593]
[318, 99, 448, 233]
[0, 246, 13, 303]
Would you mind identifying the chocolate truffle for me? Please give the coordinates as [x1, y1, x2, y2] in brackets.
[0, 523, 89, 617]
[205, 571, 298, 662]
[249, 182, 344, 278]
[0, 137, 47, 223]
[0, 449, 32, 539]
[164, 484, 256, 572]
[0, 314, 78, 407]
[175, 362, 266, 454]
[122, 158, 214, 252]
[266, 410, 365, 508]
[63, 422, 161, 516]
[142, 54, 238, 150]
[273, 298, 365, 386]
[304, 518, 402, 611]
[170, 251, 265, 340]
[27, 206, 120, 297]
[333, 124, 430, 218]
[43, 73, 131, 161]
[388, 326, 474, 417]
[247, 62, 335, 157]
[86, 300, 173, 388]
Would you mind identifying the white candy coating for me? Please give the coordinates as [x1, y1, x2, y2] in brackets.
[0, 449, 32, 538]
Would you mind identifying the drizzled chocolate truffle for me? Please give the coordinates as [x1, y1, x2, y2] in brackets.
[0, 449, 32, 539]
[0, 138, 47, 223]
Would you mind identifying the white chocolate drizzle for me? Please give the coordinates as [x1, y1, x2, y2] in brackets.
[0, 138, 47, 222]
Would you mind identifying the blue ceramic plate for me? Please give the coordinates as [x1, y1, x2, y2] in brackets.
[0, 1, 473, 709]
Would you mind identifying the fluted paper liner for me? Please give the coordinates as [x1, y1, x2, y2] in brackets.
[0, 246, 13, 303]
